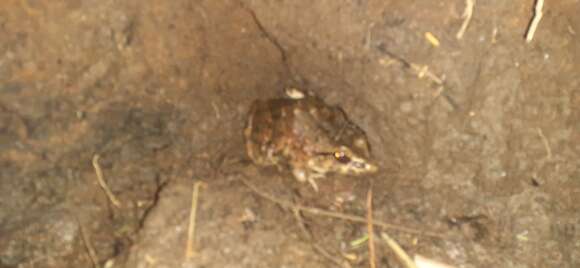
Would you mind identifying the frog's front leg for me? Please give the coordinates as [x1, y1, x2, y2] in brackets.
[291, 167, 324, 192]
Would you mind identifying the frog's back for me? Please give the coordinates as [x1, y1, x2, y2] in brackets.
[244, 98, 298, 166]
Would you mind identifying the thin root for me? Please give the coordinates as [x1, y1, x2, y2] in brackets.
[76, 216, 100, 268]
[367, 188, 377, 268]
[92, 155, 122, 208]
[536, 127, 552, 160]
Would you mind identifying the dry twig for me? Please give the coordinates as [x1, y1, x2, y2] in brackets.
[366, 188, 376, 268]
[456, 0, 476, 39]
[185, 181, 206, 259]
[92, 154, 122, 208]
[381, 232, 418, 268]
[292, 208, 312, 239]
[238, 177, 445, 238]
[525, 0, 544, 43]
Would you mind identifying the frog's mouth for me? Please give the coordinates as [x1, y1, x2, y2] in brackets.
[342, 157, 378, 175]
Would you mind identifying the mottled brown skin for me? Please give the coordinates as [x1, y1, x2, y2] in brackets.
[244, 93, 377, 188]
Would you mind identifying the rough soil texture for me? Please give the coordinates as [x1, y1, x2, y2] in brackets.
[1, 0, 579, 267]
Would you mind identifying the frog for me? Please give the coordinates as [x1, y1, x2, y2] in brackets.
[243, 88, 378, 191]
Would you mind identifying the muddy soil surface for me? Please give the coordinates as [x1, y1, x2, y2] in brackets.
[1, 0, 579, 267]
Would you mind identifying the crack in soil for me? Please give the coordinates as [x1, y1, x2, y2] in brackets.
[239, 2, 294, 81]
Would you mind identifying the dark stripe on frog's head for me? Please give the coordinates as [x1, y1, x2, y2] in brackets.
[313, 146, 377, 175]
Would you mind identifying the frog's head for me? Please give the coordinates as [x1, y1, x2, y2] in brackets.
[307, 143, 378, 177]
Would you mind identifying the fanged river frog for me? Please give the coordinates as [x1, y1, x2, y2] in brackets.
[244, 89, 378, 191]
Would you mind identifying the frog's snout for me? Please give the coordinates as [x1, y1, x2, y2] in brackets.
[348, 158, 378, 174]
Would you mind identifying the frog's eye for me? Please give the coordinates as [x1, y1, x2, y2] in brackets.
[333, 151, 351, 164]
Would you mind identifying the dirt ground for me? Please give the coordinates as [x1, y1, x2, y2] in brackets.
[1, 0, 579, 267]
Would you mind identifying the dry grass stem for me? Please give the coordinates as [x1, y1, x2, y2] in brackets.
[380, 232, 418, 268]
[185, 181, 206, 259]
[239, 177, 445, 238]
[366, 188, 376, 268]
[525, 0, 544, 43]
[92, 154, 122, 208]
[456, 0, 476, 39]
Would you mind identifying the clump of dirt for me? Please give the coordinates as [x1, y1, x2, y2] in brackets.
[1, 0, 579, 267]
